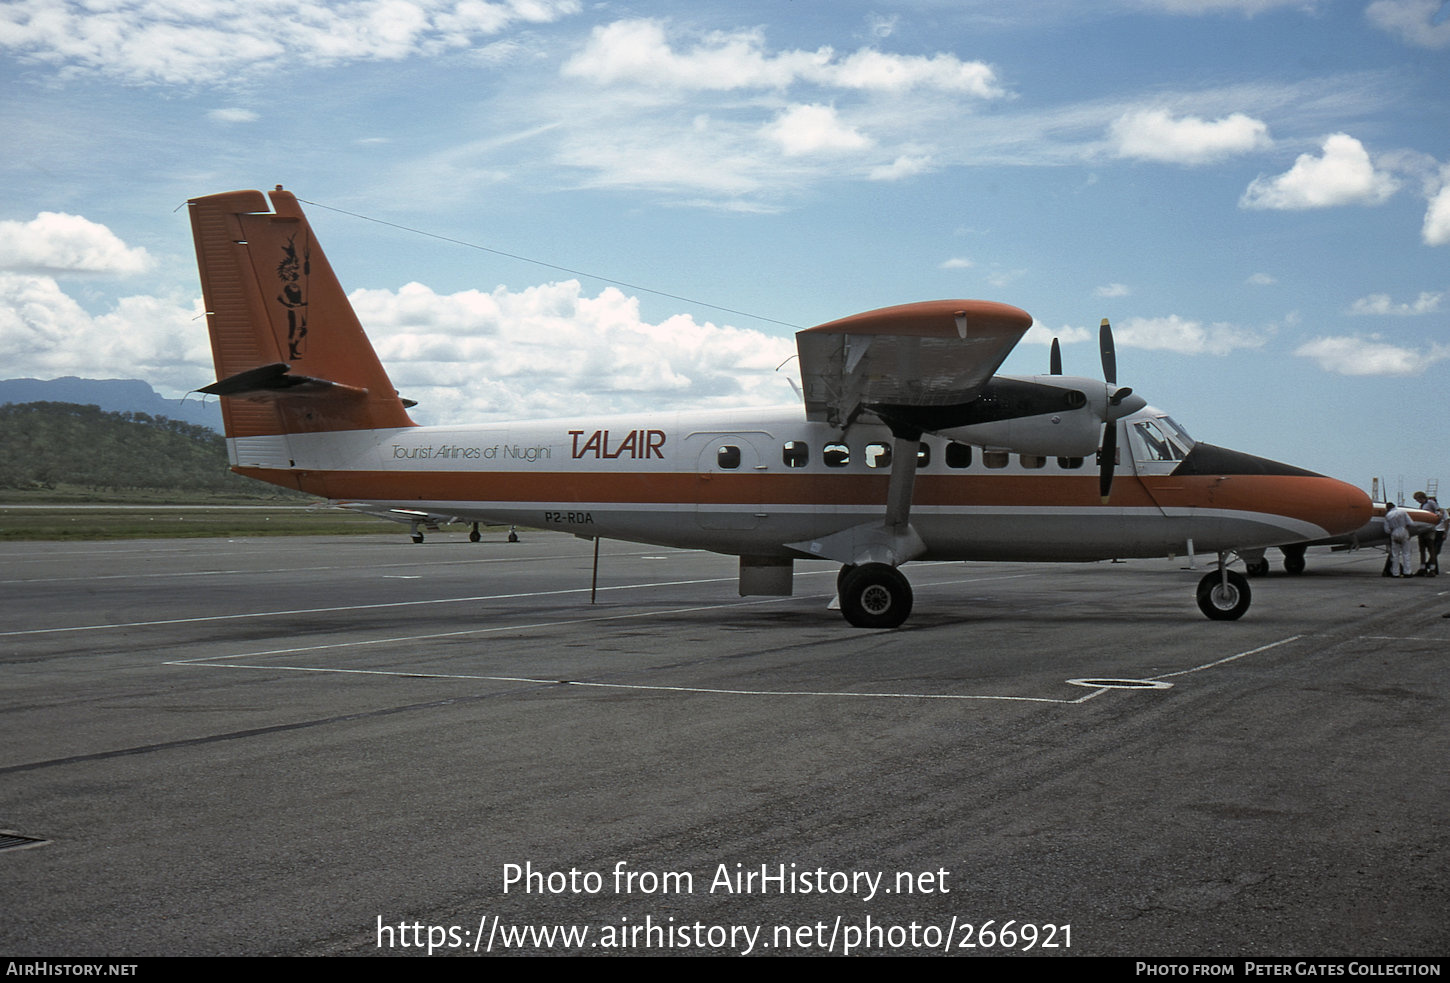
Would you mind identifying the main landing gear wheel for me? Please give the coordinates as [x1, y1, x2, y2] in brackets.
[839, 563, 913, 629]
[1282, 546, 1306, 575]
[1196, 570, 1251, 621]
[1245, 558, 1270, 577]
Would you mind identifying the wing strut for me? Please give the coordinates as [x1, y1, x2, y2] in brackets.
[883, 431, 923, 535]
[786, 424, 927, 569]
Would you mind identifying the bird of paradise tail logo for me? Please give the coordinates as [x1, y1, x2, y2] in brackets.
[277, 232, 310, 359]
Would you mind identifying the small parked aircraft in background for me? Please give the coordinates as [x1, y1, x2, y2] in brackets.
[188, 187, 1371, 628]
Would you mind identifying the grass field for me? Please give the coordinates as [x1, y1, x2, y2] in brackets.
[0, 504, 395, 540]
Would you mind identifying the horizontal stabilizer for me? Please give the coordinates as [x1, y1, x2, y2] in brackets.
[199, 362, 369, 400]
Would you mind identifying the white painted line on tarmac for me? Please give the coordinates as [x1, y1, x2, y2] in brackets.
[1150, 636, 1303, 679]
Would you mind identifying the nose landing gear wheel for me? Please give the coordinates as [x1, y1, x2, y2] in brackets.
[839, 563, 913, 629]
[1196, 569, 1251, 620]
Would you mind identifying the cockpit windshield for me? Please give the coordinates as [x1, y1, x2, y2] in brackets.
[1130, 415, 1195, 463]
[1157, 416, 1193, 446]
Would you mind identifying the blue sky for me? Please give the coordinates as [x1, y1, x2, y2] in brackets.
[1, 0, 1446, 492]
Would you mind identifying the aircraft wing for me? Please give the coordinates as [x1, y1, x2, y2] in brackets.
[795, 299, 1033, 431]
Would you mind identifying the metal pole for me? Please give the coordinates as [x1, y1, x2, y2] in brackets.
[591, 537, 600, 604]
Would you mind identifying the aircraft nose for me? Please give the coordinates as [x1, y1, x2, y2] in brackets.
[1322, 477, 1374, 536]
[1266, 472, 1372, 539]
[1171, 443, 1373, 538]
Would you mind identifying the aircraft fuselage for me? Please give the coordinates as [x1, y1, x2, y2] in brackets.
[228, 402, 1369, 565]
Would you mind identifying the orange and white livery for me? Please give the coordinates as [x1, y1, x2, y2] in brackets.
[189, 187, 1372, 628]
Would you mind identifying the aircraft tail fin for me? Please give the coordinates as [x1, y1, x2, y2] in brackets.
[188, 187, 415, 439]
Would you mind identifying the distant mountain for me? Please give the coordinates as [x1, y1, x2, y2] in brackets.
[0, 377, 223, 432]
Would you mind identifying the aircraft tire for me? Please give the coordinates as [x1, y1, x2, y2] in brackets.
[1196, 570, 1251, 621]
[1246, 558, 1270, 577]
[1282, 547, 1306, 575]
[840, 563, 913, 629]
[836, 564, 857, 595]
[411, 533, 424, 544]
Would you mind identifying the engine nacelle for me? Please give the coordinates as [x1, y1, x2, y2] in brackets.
[936, 375, 1145, 457]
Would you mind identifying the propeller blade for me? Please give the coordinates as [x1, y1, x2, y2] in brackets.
[1049, 337, 1062, 375]
[1099, 318, 1116, 387]
[1099, 421, 1117, 504]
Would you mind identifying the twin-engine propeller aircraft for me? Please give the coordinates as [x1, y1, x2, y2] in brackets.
[188, 187, 1371, 628]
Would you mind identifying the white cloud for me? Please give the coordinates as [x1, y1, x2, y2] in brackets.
[561, 19, 1005, 98]
[350, 279, 797, 421]
[1113, 314, 1266, 355]
[764, 104, 871, 157]
[1130, 0, 1326, 13]
[0, 213, 152, 275]
[0, 273, 206, 391]
[207, 108, 259, 124]
[1240, 134, 1400, 210]
[939, 258, 974, 270]
[1111, 109, 1271, 165]
[1021, 323, 1093, 347]
[869, 155, 934, 181]
[1095, 283, 1131, 298]
[1366, 0, 1450, 49]
[1424, 179, 1450, 246]
[827, 48, 1004, 96]
[537, 17, 1005, 205]
[1247, 272, 1277, 285]
[1346, 292, 1444, 316]
[1295, 334, 1450, 376]
[0, 0, 582, 84]
[0, 271, 798, 418]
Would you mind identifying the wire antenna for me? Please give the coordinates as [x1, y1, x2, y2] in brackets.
[296, 197, 804, 331]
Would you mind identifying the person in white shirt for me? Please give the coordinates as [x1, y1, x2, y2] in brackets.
[1383, 502, 1415, 577]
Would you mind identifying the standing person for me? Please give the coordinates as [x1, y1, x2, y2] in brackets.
[1413, 491, 1445, 576]
[1383, 502, 1415, 578]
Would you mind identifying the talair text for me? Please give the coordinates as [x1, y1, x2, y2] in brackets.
[570, 429, 667, 461]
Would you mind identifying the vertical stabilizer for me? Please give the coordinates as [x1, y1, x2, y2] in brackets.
[189, 187, 415, 439]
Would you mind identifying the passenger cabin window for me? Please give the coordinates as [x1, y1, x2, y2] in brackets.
[1057, 457, 1085, 469]
[984, 450, 1009, 469]
[824, 443, 850, 467]
[1021, 455, 1046, 470]
[865, 443, 892, 468]
[717, 445, 741, 469]
[782, 441, 808, 468]
[945, 442, 972, 469]
[916, 443, 931, 468]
